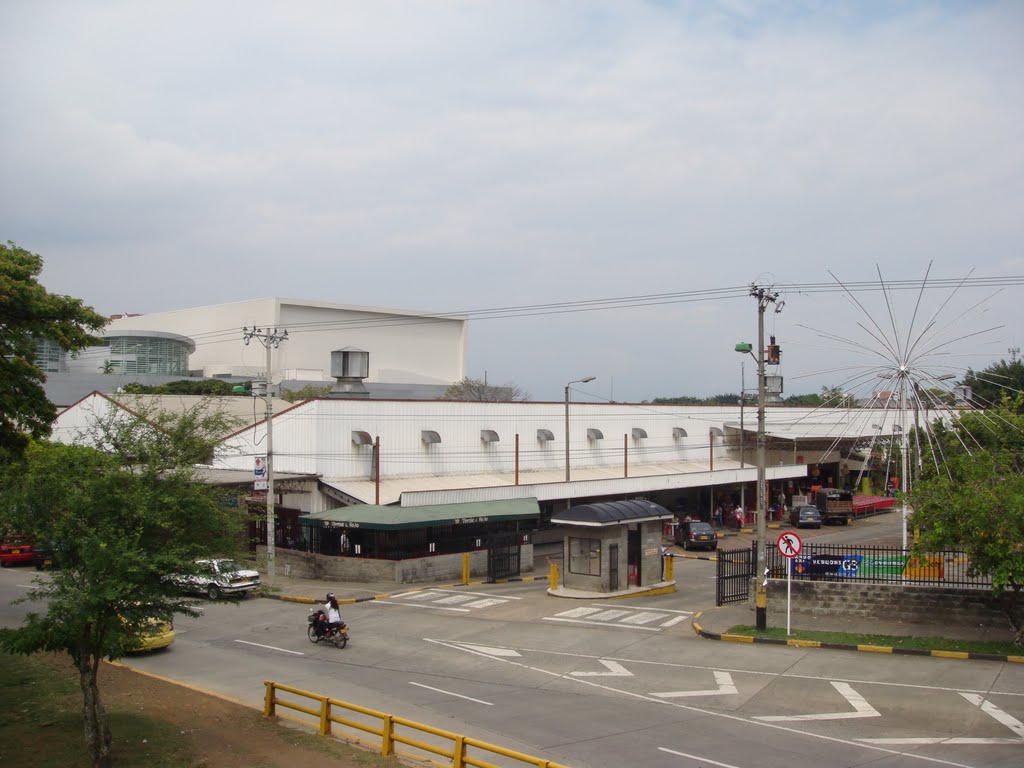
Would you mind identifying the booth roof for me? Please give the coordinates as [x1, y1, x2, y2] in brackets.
[300, 497, 540, 530]
[550, 499, 673, 528]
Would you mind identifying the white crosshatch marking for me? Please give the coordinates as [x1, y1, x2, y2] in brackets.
[377, 589, 515, 613]
[545, 605, 694, 631]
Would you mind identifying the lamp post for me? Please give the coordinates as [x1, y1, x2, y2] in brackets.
[565, 376, 596, 483]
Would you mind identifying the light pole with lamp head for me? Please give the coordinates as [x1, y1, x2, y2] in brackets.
[565, 376, 596, 483]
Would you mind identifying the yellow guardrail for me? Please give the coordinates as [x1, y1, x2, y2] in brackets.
[263, 680, 572, 768]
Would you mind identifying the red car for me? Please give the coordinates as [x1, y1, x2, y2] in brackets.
[0, 535, 35, 567]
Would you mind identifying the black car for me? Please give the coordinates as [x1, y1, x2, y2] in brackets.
[789, 505, 822, 529]
[675, 521, 718, 551]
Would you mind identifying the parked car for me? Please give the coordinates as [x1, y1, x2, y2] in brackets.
[120, 613, 175, 653]
[0, 535, 35, 567]
[171, 559, 261, 600]
[789, 505, 823, 529]
[675, 521, 718, 551]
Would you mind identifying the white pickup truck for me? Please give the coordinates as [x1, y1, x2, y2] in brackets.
[172, 559, 261, 600]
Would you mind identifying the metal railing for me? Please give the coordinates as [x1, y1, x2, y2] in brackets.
[766, 543, 990, 589]
[263, 680, 572, 768]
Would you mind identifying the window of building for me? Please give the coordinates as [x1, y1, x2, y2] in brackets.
[568, 537, 601, 576]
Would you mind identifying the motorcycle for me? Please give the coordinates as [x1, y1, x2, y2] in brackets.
[307, 608, 349, 649]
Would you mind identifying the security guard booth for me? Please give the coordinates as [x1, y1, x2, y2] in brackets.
[550, 500, 673, 594]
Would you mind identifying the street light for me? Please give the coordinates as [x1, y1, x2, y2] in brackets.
[565, 376, 596, 482]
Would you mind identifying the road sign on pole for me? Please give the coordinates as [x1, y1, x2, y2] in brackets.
[777, 531, 802, 558]
[776, 531, 803, 635]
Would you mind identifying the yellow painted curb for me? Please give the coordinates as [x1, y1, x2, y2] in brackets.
[787, 639, 822, 648]
[720, 633, 754, 643]
[932, 650, 969, 660]
[856, 644, 893, 654]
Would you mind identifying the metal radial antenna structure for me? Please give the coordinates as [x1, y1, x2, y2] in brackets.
[789, 263, 1010, 549]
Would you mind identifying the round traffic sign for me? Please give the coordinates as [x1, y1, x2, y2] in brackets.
[777, 532, 803, 558]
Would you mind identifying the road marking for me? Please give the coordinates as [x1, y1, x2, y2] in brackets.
[430, 588, 522, 599]
[651, 671, 737, 698]
[569, 660, 632, 677]
[458, 643, 522, 657]
[409, 682, 494, 706]
[960, 693, 1024, 739]
[374, 600, 471, 612]
[755, 682, 880, 722]
[620, 611, 668, 625]
[660, 615, 690, 627]
[427, 639, 978, 768]
[542, 616, 661, 631]
[233, 639, 304, 656]
[657, 747, 743, 767]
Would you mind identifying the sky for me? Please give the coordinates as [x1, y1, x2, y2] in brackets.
[2, 1, 1022, 403]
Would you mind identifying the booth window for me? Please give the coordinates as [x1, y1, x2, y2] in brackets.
[568, 537, 601, 576]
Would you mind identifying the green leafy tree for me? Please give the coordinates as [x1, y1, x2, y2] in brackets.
[961, 358, 1024, 413]
[120, 379, 247, 396]
[0, 399, 247, 767]
[441, 376, 530, 401]
[281, 383, 333, 402]
[0, 241, 107, 456]
[909, 399, 1024, 645]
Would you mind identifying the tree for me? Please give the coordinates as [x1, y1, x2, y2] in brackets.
[281, 383, 333, 402]
[961, 358, 1024, 413]
[909, 400, 1024, 645]
[441, 376, 530, 401]
[0, 399, 247, 767]
[120, 379, 246, 397]
[0, 241, 107, 456]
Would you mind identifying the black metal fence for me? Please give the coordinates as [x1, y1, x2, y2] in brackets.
[716, 543, 757, 606]
[766, 542, 991, 589]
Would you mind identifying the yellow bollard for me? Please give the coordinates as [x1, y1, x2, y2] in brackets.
[462, 552, 470, 584]
[549, 560, 559, 588]
[664, 554, 674, 581]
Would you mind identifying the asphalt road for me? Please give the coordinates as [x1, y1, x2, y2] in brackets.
[2, 519, 1023, 768]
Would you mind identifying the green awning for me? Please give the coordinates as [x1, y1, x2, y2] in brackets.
[300, 498, 540, 530]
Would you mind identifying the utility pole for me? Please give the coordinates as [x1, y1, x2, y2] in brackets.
[243, 325, 288, 584]
[750, 285, 781, 631]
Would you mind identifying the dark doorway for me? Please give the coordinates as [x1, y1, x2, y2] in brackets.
[627, 529, 641, 586]
[609, 543, 619, 591]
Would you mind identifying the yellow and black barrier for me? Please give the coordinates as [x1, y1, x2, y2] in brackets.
[263, 680, 573, 767]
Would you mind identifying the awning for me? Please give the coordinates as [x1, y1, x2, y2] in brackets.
[551, 499, 673, 528]
[300, 498, 540, 530]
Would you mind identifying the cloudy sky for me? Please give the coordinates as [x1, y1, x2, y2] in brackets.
[2, 1, 1022, 402]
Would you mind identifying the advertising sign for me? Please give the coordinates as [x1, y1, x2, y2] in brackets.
[254, 456, 268, 491]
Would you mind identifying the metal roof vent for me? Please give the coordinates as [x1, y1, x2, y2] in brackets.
[587, 428, 604, 441]
[632, 428, 648, 439]
[327, 347, 370, 399]
[351, 431, 373, 446]
[480, 430, 500, 443]
[537, 429, 555, 442]
[421, 430, 442, 444]
[672, 427, 688, 438]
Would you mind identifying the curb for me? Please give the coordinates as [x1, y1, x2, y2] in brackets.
[690, 611, 1024, 663]
[261, 575, 550, 606]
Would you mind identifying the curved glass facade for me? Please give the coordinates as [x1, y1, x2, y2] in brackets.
[103, 335, 192, 375]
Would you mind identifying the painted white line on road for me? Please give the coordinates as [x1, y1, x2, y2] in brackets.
[433, 594, 478, 605]
[755, 682, 879, 722]
[569, 660, 632, 677]
[658, 747, 744, 767]
[555, 606, 602, 619]
[960, 693, 1024, 739]
[591, 603, 692, 614]
[426, 639, 976, 768]
[542, 617, 660, 631]
[660, 615, 690, 628]
[374, 600, 470, 613]
[860, 737, 1023, 745]
[233, 639, 305, 656]
[651, 671, 737, 699]
[620, 612, 667, 625]
[458, 643, 522, 657]
[462, 598, 508, 609]
[409, 682, 493, 706]
[430, 588, 523, 599]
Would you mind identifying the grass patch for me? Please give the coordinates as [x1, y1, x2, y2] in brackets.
[0, 652, 196, 768]
[727, 625, 1023, 656]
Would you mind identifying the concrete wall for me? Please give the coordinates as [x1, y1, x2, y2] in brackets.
[766, 580, 1018, 629]
[266, 544, 533, 585]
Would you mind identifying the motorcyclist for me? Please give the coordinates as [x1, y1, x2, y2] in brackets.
[323, 592, 344, 634]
